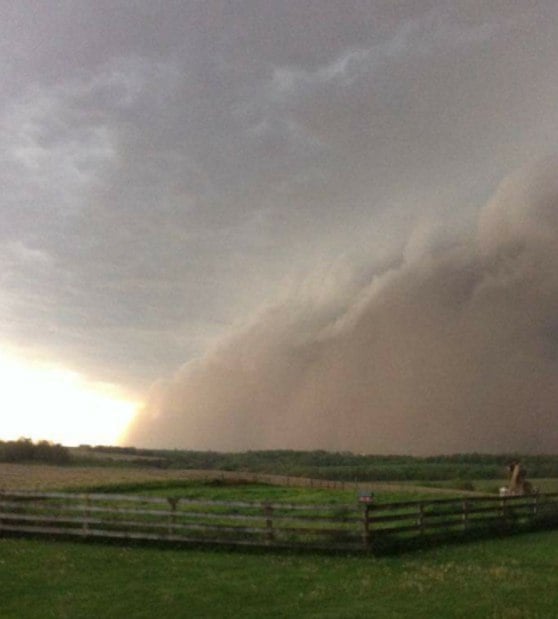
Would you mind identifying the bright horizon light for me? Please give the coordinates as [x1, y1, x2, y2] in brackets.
[0, 352, 139, 446]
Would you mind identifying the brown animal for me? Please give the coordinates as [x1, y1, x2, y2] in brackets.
[502, 460, 535, 496]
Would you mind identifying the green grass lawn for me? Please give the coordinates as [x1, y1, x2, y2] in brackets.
[1, 530, 558, 618]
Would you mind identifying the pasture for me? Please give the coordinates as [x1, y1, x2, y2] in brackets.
[0, 464, 558, 619]
[0, 462, 479, 499]
[2, 462, 558, 617]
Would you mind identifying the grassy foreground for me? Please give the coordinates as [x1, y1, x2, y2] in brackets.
[2, 531, 558, 618]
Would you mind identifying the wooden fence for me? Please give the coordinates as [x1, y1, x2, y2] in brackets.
[1, 490, 558, 552]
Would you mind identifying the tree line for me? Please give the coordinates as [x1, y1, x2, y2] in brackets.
[74, 445, 558, 481]
[6, 439, 558, 481]
[0, 438, 70, 464]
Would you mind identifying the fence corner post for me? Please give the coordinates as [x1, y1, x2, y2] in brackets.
[362, 504, 372, 550]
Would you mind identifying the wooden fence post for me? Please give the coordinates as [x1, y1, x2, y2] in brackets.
[82, 494, 90, 535]
[532, 494, 539, 517]
[462, 500, 469, 531]
[417, 503, 425, 535]
[263, 503, 274, 544]
[500, 496, 510, 528]
[168, 498, 178, 536]
[362, 504, 371, 550]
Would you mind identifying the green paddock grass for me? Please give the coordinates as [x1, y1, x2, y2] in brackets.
[472, 478, 558, 494]
[406, 478, 558, 495]
[2, 531, 558, 618]
[70, 479, 458, 505]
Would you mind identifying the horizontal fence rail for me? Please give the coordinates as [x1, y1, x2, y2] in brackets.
[1, 490, 558, 552]
[362, 493, 558, 549]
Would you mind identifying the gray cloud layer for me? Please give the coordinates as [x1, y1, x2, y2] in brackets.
[1, 3, 558, 449]
[127, 160, 558, 454]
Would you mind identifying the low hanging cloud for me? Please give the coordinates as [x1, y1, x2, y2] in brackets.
[125, 159, 558, 455]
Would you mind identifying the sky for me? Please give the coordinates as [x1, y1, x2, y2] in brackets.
[1, 1, 558, 452]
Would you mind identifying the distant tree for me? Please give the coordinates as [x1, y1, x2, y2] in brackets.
[1, 438, 70, 464]
[5, 438, 35, 462]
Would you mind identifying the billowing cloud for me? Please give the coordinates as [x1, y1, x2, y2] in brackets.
[127, 160, 558, 454]
[2, 2, 558, 447]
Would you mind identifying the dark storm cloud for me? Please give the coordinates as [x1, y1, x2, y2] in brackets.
[1, 2, 558, 447]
